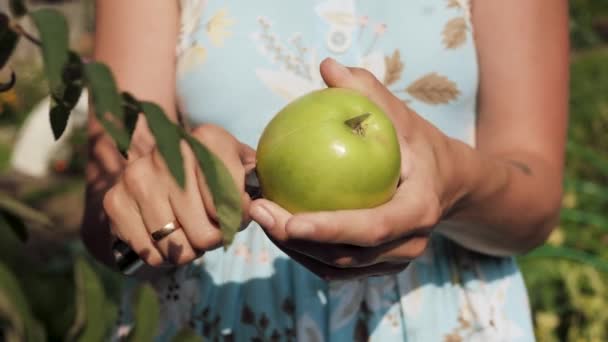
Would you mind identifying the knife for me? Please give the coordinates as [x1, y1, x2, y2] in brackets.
[111, 171, 262, 275]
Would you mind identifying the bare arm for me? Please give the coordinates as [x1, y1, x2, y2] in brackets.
[437, 0, 570, 255]
[81, 0, 179, 267]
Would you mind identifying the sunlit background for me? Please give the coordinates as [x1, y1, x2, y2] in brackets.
[1, 1, 607, 341]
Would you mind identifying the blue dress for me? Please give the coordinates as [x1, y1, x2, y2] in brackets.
[114, 1, 536, 341]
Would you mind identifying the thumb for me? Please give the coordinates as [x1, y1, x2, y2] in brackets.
[319, 58, 406, 123]
[319, 57, 360, 89]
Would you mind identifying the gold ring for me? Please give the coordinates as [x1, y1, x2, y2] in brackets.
[150, 221, 181, 242]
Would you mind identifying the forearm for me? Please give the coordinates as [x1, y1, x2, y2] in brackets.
[438, 139, 564, 256]
[81, 0, 179, 274]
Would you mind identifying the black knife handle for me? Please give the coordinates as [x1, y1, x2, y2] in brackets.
[112, 239, 146, 275]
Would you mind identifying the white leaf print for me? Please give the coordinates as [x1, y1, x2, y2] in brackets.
[315, 0, 357, 28]
[297, 314, 325, 342]
[177, 0, 207, 56]
[255, 69, 321, 101]
[329, 280, 365, 331]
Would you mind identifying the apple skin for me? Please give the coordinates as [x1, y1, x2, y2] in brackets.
[256, 88, 401, 213]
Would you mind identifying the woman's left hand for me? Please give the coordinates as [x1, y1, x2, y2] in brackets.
[249, 58, 471, 280]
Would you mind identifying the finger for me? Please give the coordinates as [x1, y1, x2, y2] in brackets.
[280, 240, 378, 268]
[248, 198, 292, 242]
[142, 198, 197, 265]
[374, 232, 431, 264]
[279, 230, 429, 268]
[124, 157, 197, 265]
[168, 142, 223, 252]
[103, 183, 165, 267]
[319, 58, 412, 126]
[275, 243, 409, 281]
[284, 181, 439, 247]
[240, 143, 258, 220]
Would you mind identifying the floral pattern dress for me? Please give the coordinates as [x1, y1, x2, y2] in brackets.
[113, 1, 536, 341]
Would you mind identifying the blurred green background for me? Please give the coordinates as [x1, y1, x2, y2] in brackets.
[1, 0, 608, 341]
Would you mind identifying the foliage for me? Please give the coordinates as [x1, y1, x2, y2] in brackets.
[517, 48, 608, 341]
[569, 0, 608, 49]
[0, 1, 241, 339]
[1, 3, 243, 244]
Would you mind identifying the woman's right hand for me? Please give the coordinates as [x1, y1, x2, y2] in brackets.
[103, 124, 256, 268]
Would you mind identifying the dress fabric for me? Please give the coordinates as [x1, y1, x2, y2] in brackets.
[113, 1, 536, 341]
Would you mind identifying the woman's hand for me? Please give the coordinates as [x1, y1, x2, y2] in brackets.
[249, 58, 470, 280]
[103, 124, 256, 268]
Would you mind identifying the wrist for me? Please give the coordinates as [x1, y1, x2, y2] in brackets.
[441, 138, 511, 221]
[440, 137, 486, 218]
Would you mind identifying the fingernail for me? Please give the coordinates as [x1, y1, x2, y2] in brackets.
[251, 205, 274, 229]
[327, 57, 350, 76]
[288, 222, 315, 239]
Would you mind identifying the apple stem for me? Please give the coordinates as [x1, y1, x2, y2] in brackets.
[344, 112, 371, 136]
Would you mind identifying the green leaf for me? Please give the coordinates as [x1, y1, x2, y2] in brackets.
[49, 54, 83, 139]
[66, 258, 109, 342]
[141, 102, 185, 188]
[128, 284, 160, 342]
[54, 52, 84, 108]
[84, 62, 124, 120]
[523, 245, 608, 273]
[184, 135, 242, 247]
[0, 210, 28, 242]
[49, 102, 70, 140]
[0, 262, 45, 341]
[63, 52, 83, 83]
[0, 13, 20, 69]
[9, 0, 28, 17]
[172, 328, 204, 342]
[0, 192, 52, 227]
[564, 178, 608, 203]
[61, 81, 83, 109]
[561, 208, 608, 231]
[100, 118, 130, 157]
[0, 280, 25, 342]
[84, 62, 130, 154]
[122, 92, 141, 145]
[30, 9, 69, 96]
[567, 141, 608, 174]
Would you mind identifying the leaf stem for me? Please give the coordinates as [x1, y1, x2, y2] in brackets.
[10, 22, 41, 46]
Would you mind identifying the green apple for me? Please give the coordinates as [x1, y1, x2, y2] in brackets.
[256, 88, 401, 213]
